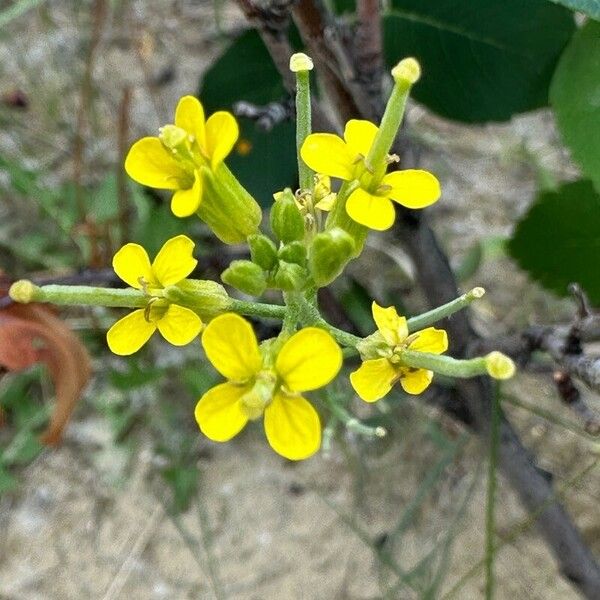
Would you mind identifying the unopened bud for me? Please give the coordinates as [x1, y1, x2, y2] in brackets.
[274, 261, 306, 292]
[163, 279, 232, 319]
[485, 351, 516, 380]
[248, 234, 278, 271]
[289, 53, 314, 73]
[391, 57, 421, 86]
[271, 189, 305, 243]
[278, 241, 307, 266]
[221, 260, 267, 296]
[9, 279, 38, 304]
[309, 227, 355, 286]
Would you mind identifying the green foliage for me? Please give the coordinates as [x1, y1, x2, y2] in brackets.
[546, 0, 600, 19]
[200, 29, 297, 205]
[508, 180, 600, 303]
[551, 21, 600, 194]
[382, 0, 575, 122]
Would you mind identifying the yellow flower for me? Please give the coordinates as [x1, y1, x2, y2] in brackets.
[350, 302, 448, 402]
[107, 235, 203, 355]
[125, 96, 238, 218]
[300, 119, 441, 231]
[313, 173, 336, 211]
[195, 313, 342, 460]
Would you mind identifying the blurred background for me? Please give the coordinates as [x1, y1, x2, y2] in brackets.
[0, 1, 598, 598]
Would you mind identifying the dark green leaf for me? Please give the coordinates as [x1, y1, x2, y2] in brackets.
[383, 0, 575, 122]
[546, 0, 600, 19]
[200, 29, 297, 205]
[550, 21, 600, 194]
[508, 180, 600, 303]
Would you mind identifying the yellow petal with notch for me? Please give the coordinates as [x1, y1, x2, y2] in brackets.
[350, 358, 397, 402]
[174, 95, 206, 148]
[107, 309, 156, 355]
[371, 302, 407, 346]
[195, 382, 249, 442]
[346, 187, 395, 231]
[382, 170, 441, 209]
[275, 328, 342, 392]
[204, 111, 239, 169]
[151, 235, 197, 286]
[300, 133, 355, 180]
[408, 327, 448, 355]
[124, 137, 188, 190]
[201, 313, 263, 381]
[400, 368, 433, 395]
[112, 243, 157, 289]
[157, 304, 202, 346]
[344, 119, 379, 158]
[264, 393, 321, 460]
[171, 170, 203, 218]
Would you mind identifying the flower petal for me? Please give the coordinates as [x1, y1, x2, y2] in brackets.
[344, 119, 378, 158]
[157, 304, 203, 346]
[112, 243, 156, 289]
[201, 313, 262, 382]
[372, 302, 407, 346]
[264, 393, 321, 460]
[106, 309, 156, 355]
[408, 327, 448, 355]
[175, 95, 206, 148]
[350, 358, 397, 402]
[124, 137, 188, 190]
[400, 369, 433, 395]
[382, 170, 441, 209]
[204, 111, 239, 169]
[346, 187, 395, 230]
[151, 235, 197, 286]
[300, 133, 355, 180]
[275, 328, 342, 392]
[171, 170, 203, 218]
[195, 382, 249, 442]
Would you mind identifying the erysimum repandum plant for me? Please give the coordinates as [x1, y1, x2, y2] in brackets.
[9, 54, 516, 461]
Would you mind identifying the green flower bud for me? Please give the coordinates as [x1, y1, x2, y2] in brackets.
[221, 260, 267, 296]
[270, 188, 304, 243]
[274, 261, 306, 292]
[309, 227, 355, 286]
[198, 164, 262, 244]
[162, 279, 232, 319]
[278, 241, 307, 266]
[248, 234, 278, 271]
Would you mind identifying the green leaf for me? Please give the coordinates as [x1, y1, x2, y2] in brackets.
[546, 0, 600, 19]
[508, 180, 600, 303]
[383, 0, 575, 122]
[199, 29, 297, 205]
[550, 21, 600, 194]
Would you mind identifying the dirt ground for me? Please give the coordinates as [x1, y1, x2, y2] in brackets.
[0, 2, 598, 599]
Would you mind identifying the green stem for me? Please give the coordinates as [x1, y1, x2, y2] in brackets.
[295, 69, 313, 192]
[485, 382, 500, 600]
[327, 399, 386, 438]
[400, 350, 489, 378]
[406, 287, 485, 332]
[228, 298, 287, 320]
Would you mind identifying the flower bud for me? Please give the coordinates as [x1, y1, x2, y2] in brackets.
[221, 260, 267, 296]
[271, 188, 305, 243]
[274, 261, 306, 292]
[485, 351, 516, 380]
[248, 234, 278, 271]
[198, 165, 262, 244]
[278, 241, 307, 266]
[309, 227, 355, 286]
[162, 279, 232, 319]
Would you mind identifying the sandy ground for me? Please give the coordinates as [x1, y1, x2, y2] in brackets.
[0, 1, 599, 599]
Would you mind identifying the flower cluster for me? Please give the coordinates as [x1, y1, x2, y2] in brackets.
[9, 54, 517, 462]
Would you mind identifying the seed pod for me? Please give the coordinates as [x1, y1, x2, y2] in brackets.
[221, 260, 267, 296]
[309, 227, 355, 286]
[270, 188, 304, 243]
[248, 234, 278, 271]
